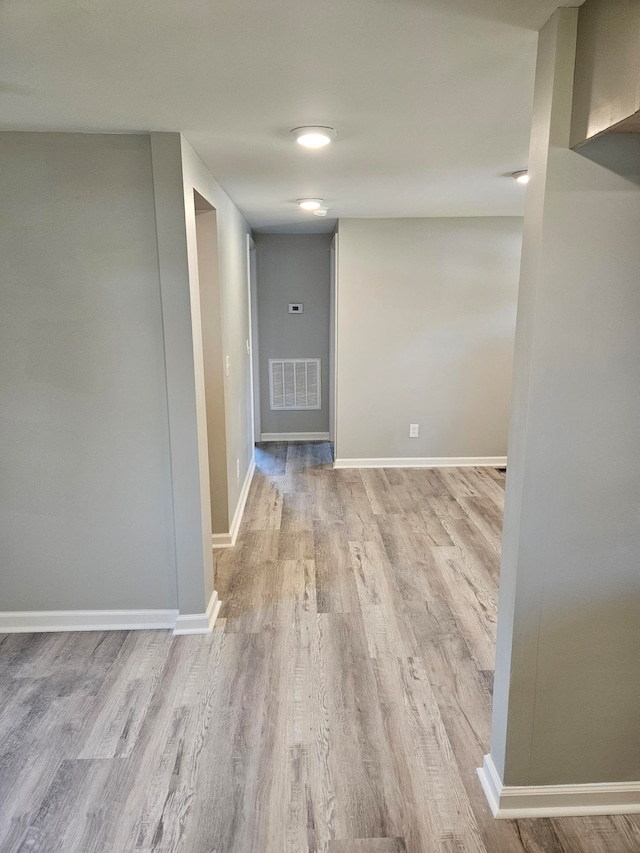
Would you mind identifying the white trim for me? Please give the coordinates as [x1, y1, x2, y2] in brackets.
[477, 753, 509, 818]
[0, 593, 224, 636]
[333, 456, 507, 469]
[0, 609, 179, 634]
[173, 590, 221, 636]
[211, 455, 256, 549]
[478, 754, 640, 819]
[260, 432, 330, 442]
[211, 531, 234, 548]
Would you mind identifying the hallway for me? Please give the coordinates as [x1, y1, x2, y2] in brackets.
[1, 443, 640, 851]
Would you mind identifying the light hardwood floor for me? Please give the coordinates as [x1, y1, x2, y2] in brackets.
[2, 441, 640, 852]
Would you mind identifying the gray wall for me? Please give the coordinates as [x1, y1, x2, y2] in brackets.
[571, 0, 640, 146]
[335, 218, 522, 462]
[255, 234, 332, 436]
[149, 132, 213, 616]
[0, 132, 254, 618]
[0, 133, 176, 610]
[491, 9, 640, 786]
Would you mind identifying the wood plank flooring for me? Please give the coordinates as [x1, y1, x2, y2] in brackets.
[2, 440, 640, 852]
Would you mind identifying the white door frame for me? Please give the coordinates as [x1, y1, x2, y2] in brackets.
[246, 235, 260, 444]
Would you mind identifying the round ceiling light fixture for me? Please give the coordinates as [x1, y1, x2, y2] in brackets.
[290, 126, 337, 149]
[513, 170, 529, 184]
[297, 198, 324, 211]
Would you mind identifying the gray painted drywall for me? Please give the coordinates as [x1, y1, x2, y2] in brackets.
[150, 132, 212, 615]
[490, 8, 640, 787]
[0, 131, 253, 618]
[0, 133, 176, 610]
[334, 218, 522, 461]
[571, 0, 640, 146]
[255, 234, 332, 435]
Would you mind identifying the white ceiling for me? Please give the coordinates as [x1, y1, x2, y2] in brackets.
[0, 0, 581, 232]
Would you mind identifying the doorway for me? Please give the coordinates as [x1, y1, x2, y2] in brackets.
[193, 190, 229, 536]
[252, 233, 335, 454]
[247, 235, 260, 444]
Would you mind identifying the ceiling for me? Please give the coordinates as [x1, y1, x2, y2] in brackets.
[0, 0, 582, 233]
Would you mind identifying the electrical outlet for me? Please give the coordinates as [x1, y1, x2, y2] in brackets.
[236, 458, 240, 482]
[246, 339, 250, 355]
[409, 423, 419, 438]
[225, 355, 231, 377]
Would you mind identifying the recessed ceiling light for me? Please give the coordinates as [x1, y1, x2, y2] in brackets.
[298, 198, 324, 211]
[312, 208, 328, 217]
[290, 126, 337, 149]
[513, 170, 529, 184]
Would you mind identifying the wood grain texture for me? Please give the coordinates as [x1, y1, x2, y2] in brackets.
[1, 441, 639, 852]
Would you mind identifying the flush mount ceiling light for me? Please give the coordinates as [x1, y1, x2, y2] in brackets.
[297, 198, 324, 211]
[312, 208, 328, 217]
[512, 170, 530, 184]
[290, 126, 337, 149]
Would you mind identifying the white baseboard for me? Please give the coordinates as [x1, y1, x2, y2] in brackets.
[212, 455, 256, 550]
[0, 608, 179, 633]
[478, 754, 640, 819]
[333, 456, 507, 469]
[172, 590, 221, 636]
[0, 593, 222, 636]
[260, 432, 330, 442]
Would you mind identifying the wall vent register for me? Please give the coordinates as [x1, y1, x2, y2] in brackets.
[269, 358, 321, 410]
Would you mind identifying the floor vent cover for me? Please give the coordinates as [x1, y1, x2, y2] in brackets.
[269, 358, 321, 411]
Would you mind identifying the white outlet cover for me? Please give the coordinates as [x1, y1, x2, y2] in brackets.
[409, 424, 419, 437]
